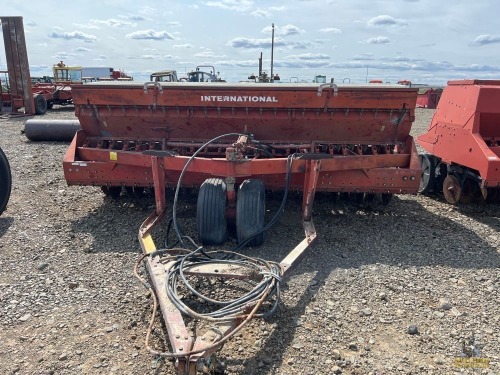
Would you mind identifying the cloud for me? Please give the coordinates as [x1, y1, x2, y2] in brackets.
[251, 9, 270, 18]
[53, 52, 78, 60]
[75, 47, 91, 52]
[285, 53, 330, 60]
[173, 44, 193, 48]
[353, 53, 374, 61]
[48, 31, 97, 43]
[227, 37, 312, 50]
[367, 36, 390, 44]
[123, 14, 148, 21]
[73, 23, 100, 30]
[227, 37, 286, 49]
[262, 24, 304, 36]
[90, 19, 136, 28]
[125, 30, 175, 40]
[319, 27, 341, 34]
[204, 0, 254, 12]
[280, 24, 304, 36]
[128, 54, 174, 60]
[194, 51, 226, 58]
[367, 15, 408, 27]
[26, 21, 37, 27]
[472, 34, 500, 46]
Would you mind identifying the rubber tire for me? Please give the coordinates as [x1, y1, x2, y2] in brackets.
[0, 147, 12, 215]
[418, 153, 435, 194]
[34, 95, 48, 115]
[236, 179, 265, 247]
[197, 178, 227, 245]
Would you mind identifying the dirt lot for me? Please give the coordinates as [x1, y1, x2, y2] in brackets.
[0, 107, 498, 375]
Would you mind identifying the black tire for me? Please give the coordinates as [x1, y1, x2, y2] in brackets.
[34, 95, 48, 115]
[196, 178, 227, 245]
[418, 153, 435, 194]
[0, 147, 12, 215]
[101, 186, 121, 199]
[236, 179, 265, 247]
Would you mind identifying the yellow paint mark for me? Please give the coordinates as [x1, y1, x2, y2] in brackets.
[109, 151, 117, 161]
[142, 234, 157, 254]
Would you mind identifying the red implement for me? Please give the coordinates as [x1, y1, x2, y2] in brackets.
[417, 80, 500, 203]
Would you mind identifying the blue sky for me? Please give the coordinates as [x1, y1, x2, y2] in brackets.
[1, 0, 499, 84]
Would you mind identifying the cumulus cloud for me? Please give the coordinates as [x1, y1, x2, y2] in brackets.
[251, 9, 270, 18]
[280, 24, 304, 36]
[319, 27, 341, 34]
[367, 15, 408, 27]
[227, 37, 312, 50]
[227, 37, 286, 49]
[472, 34, 500, 46]
[204, 0, 254, 12]
[367, 36, 390, 44]
[49, 31, 97, 43]
[262, 24, 304, 36]
[125, 29, 175, 40]
[194, 50, 226, 58]
[90, 19, 136, 28]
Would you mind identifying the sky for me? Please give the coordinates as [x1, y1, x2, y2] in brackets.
[1, 0, 499, 85]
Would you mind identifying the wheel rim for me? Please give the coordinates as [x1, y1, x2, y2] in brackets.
[442, 175, 461, 204]
[418, 154, 435, 194]
[236, 179, 265, 247]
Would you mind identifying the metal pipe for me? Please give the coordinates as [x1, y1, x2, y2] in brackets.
[24, 119, 81, 141]
[270, 23, 274, 83]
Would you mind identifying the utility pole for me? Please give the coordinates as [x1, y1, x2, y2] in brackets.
[270, 23, 275, 83]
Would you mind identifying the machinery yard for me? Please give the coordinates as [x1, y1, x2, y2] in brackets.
[0, 107, 498, 374]
[0, 13, 499, 375]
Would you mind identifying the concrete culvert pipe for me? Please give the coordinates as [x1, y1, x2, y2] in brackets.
[24, 119, 81, 141]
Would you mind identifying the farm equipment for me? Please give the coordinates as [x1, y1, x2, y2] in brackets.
[1, 17, 81, 115]
[29, 61, 83, 113]
[63, 80, 420, 373]
[417, 79, 500, 204]
[0, 146, 11, 215]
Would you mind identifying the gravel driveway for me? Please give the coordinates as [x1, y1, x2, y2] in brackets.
[0, 107, 498, 375]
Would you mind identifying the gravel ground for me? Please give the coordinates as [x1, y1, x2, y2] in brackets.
[0, 107, 498, 375]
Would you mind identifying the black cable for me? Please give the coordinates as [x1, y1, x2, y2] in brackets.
[171, 132, 242, 249]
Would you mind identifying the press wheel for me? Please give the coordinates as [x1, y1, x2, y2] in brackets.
[460, 178, 481, 204]
[418, 153, 435, 194]
[442, 175, 462, 204]
[196, 178, 227, 245]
